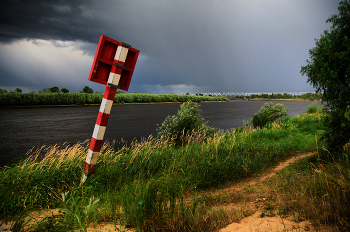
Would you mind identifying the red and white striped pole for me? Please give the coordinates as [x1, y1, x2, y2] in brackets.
[83, 44, 129, 176]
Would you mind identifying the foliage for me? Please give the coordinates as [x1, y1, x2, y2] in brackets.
[0, 88, 8, 94]
[15, 88, 22, 93]
[0, 92, 103, 106]
[156, 102, 216, 145]
[305, 102, 322, 114]
[300, 0, 350, 111]
[269, 152, 350, 230]
[49, 86, 60, 93]
[0, 92, 229, 106]
[38, 88, 49, 93]
[249, 92, 322, 101]
[61, 88, 69, 93]
[300, 0, 350, 153]
[248, 102, 289, 128]
[82, 86, 94, 94]
[322, 110, 350, 155]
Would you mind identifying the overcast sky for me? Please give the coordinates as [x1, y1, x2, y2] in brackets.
[0, 0, 342, 94]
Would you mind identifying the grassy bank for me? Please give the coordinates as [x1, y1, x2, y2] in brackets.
[265, 151, 350, 231]
[0, 111, 328, 231]
[0, 92, 230, 107]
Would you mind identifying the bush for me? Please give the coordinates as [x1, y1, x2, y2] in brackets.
[322, 110, 350, 155]
[305, 102, 322, 114]
[249, 102, 289, 128]
[156, 102, 216, 145]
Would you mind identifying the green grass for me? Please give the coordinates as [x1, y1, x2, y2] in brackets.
[265, 149, 350, 231]
[0, 112, 327, 231]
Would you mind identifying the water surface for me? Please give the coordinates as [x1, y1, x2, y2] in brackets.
[0, 100, 322, 166]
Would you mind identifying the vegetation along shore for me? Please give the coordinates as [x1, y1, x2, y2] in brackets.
[0, 89, 230, 107]
[1, 102, 349, 231]
[233, 92, 322, 101]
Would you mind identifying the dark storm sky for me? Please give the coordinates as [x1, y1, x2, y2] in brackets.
[0, 0, 341, 94]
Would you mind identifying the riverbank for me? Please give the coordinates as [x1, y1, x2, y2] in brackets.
[0, 92, 230, 107]
[1, 152, 336, 232]
[249, 98, 322, 102]
[3, 112, 347, 231]
[244, 93, 322, 101]
[0, 100, 230, 108]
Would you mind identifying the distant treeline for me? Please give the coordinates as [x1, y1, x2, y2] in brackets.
[0, 92, 230, 106]
[246, 92, 322, 101]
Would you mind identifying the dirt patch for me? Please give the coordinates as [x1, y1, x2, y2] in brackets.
[207, 152, 327, 232]
[219, 211, 315, 232]
[215, 152, 316, 195]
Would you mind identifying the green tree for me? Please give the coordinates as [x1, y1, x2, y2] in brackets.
[0, 89, 8, 94]
[300, 0, 350, 153]
[156, 102, 215, 145]
[49, 86, 60, 93]
[82, 86, 93, 94]
[61, 88, 69, 93]
[15, 88, 22, 93]
[39, 88, 48, 93]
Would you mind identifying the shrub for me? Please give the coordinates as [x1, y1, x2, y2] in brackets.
[305, 102, 322, 114]
[250, 102, 289, 128]
[322, 110, 350, 155]
[156, 102, 216, 145]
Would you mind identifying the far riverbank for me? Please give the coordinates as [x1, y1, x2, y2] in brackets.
[0, 92, 230, 107]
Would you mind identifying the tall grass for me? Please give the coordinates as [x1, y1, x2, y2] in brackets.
[0, 112, 326, 231]
[267, 151, 350, 231]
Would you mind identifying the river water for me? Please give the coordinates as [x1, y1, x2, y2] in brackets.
[0, 100, 322, 167]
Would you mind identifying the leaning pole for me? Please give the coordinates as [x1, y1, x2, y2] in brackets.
[82, 35, 139, 181]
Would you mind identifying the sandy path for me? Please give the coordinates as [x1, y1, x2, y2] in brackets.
[218, 152, 323, 232]
[219, 211, 315, 232]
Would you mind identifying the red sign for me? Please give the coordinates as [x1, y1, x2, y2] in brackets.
[88, 35, 139, 91]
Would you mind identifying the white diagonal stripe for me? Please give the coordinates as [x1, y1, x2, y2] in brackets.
[85, 150, 99, 165]
[92, 124, 106, 140]
[114, 46, 129, 62]
[99, 98, 113, 114]
[108, 72, 121, 86]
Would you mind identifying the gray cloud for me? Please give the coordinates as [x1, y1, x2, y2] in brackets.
[0, 0, 343, 94]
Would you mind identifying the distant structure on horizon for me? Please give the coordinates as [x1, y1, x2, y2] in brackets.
[201, 92, 316, 97]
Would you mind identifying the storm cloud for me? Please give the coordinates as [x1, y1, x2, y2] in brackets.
[0, 0, 342, 94]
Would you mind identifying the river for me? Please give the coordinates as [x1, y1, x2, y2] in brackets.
[0, 100, 322, 167]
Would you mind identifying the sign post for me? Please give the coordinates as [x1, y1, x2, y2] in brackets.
[82, 35, 139, 177]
